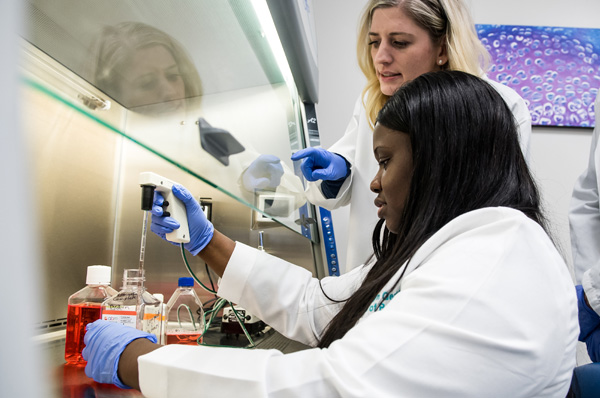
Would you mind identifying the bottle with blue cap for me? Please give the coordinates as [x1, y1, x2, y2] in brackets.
[164, 277, 205, 345]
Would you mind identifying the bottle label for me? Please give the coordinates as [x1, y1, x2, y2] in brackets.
[102, 305, 137, 329]
[142, 306, 161, 336]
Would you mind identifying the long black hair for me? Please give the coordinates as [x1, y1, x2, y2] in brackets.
[318, 70, 546, 348]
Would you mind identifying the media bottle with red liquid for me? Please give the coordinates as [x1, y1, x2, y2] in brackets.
[64, 265, 117, 365]
[164, 277, 205, 345]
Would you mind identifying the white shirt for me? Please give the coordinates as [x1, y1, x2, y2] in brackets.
[305, 78, 532, 273]
[138, 207, 576, 398]
[569, 94, 600, 283]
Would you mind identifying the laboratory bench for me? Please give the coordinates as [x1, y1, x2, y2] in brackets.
[41, 323, 307, 397]
[40, 331, 142, 397]
[59, 364, 143, 398]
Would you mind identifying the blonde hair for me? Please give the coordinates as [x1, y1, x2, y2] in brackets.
[89, 22, 202, 106]
[357, 0, 491, 127]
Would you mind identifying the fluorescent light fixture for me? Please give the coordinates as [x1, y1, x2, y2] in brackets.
[250, 0, 297, 93]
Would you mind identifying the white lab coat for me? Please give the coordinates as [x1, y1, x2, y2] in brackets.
[305, 78, 532, 273]
[569, 94, 600, 283]
[138, 207, 577, 398]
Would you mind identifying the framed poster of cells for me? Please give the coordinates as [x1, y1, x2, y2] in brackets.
[477, 24, 600, 128]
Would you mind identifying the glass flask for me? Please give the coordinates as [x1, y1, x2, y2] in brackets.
[101, 269, 161, 337]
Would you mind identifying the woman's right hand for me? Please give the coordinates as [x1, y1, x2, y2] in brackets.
[150, 184, 214, 255]
[291, 148, 348, 182]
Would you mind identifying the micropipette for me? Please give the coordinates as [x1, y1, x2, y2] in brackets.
[139, 210, 149, 272]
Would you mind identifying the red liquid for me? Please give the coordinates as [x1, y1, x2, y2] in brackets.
[165, 332, 203, 345]
[65, 303, 102, 364]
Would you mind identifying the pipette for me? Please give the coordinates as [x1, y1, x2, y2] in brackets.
[139, 172, 190, 243]
[139, 210, 149, 272]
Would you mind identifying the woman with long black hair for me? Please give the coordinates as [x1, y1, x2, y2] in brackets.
[83, 71, 576, 397]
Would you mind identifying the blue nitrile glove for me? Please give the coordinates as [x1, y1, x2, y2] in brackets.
[291, 148, 349, 182]
[242, 154, 284, 191]
[150, 184, 214, 255]
[578, 284, 600, 341]
[82, 320, 157, 388]
[585, 327, 600, 362]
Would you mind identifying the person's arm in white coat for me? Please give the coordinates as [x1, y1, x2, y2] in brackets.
[132, 209, 577, 397]
[216, 242, 367, 345]
[115, 235, 364, 391]
[570, 96, 600, 283]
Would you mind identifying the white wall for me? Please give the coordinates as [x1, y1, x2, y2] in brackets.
[313, 0, 600, 274]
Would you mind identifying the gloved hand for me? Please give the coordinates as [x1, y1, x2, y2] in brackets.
[291, 148, 348, 182]
[150, 184, 214, 255]
[578, 284, 600, 341]
[82, 320, 157, 388]
[242, 154, 284, 191]
[584, 327, 600, 362]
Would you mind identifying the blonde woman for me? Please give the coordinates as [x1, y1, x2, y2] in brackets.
[292, 0, 531, 272]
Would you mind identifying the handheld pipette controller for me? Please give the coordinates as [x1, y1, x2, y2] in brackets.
[139, 172, 190, 243]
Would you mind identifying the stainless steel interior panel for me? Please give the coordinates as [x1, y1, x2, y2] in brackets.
[21, 74, 120, 329]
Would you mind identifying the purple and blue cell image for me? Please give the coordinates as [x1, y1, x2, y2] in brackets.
[477, 24, 600, 128]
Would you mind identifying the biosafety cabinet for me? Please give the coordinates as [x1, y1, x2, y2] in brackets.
[21, 0, 338, 347]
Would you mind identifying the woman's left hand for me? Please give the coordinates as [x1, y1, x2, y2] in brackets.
[82, 320, 157, 388]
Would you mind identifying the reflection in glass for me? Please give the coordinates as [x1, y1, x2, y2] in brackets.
[89, 22, 202, 114]
[198, 118, 245, 166]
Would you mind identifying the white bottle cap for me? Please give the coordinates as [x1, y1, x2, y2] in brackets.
[86, 265, 112, 285]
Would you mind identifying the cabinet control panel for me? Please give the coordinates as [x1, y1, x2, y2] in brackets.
[319, 208, 339, 276]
